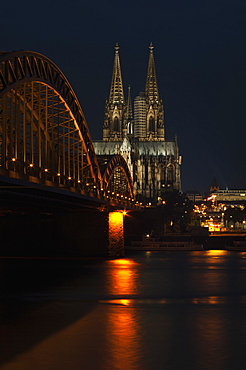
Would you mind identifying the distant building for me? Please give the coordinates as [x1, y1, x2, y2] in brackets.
[94, 43, 181, 205]
[185, 190, 203, 203]
[211, 189, 246, 204]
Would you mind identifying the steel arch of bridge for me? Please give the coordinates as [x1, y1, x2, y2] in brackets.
[0, 51, 134, 204]
[102, 154, 134, 200]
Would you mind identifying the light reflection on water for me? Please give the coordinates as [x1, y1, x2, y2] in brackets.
[103, 258, 141, 370]
[1, 251, 246, 369]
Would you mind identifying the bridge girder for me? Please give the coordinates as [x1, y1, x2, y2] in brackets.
[99, 154, 134, 200]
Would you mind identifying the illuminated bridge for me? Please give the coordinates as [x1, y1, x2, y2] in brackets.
[0, 50, 136, 257]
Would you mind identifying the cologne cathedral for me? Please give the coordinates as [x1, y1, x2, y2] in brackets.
[93, 43, 181, 205]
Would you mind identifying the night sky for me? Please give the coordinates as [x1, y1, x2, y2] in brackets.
[1, 0, 246, 194]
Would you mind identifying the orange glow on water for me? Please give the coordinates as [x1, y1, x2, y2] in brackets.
[104, 256, 141, 368]
[107, 258, 138, 295]
[206, 250, 227, 257]
[110, 258, 136, 267]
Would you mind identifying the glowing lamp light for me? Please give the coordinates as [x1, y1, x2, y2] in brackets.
[57, 173, 61, 177]
[78, 180, 81, 183]
[29, 163, 34, 167]
[44, 168, 48, 172]
[12, 157, 16, 162]
[68, 176, 72, 180]
[108, 211, 124, 255]
[109, 211, 123, 224]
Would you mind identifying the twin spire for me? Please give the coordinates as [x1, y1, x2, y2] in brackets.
[109, 42, 160, 106]
[103, 43, 164, 141]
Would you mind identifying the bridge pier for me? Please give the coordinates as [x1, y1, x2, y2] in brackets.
[108, 211, 125, 257]
[0, 209, 125, 258]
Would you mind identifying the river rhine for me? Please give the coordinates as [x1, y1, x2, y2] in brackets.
[1, 250, 246, 369]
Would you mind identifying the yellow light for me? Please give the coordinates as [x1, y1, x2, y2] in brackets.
[68, 176, 72, 180]
[29, 163, 34, 167]
[57, 173, 61, 176]
[122, 211, 127, 216]
[120, 299, 130, 306]
[109, 211, 123, 224]
[44, 168, 48, 172]
[108, 211, 124, 254]
[78, 180, 81, 183]
[12, 157, 16, 162]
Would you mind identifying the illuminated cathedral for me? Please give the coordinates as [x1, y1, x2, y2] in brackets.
[93, 43, 181, 205]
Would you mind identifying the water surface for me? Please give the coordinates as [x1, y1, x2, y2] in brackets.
[1, 250, 246, 369]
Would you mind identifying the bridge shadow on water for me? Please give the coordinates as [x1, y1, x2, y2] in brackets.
[0, 257, 103, 367]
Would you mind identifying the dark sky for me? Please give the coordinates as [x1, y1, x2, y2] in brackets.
[1, 0, 246, 193]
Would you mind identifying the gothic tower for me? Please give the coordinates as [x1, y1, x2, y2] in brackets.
[145, 42, 165, 141]
[125, 86, 134, 137]
[102, 44, 127, 141]
[134, 43, 165, 141]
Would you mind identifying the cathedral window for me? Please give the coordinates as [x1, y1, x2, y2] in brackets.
[151, 164, 155, 179]
[149, 116, 154, 132]
[166, 165, 174, 184]
[159, 164, 165, 181]
[113, 116, 119, 132]
[127, 121, 133, 134]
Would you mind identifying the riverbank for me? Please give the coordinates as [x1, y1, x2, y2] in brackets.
[125, 232, 246, 250]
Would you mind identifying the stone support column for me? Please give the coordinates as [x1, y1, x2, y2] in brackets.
[108, 211, 124, 257]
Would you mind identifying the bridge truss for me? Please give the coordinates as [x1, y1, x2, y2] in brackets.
[0, 51, 134, 207]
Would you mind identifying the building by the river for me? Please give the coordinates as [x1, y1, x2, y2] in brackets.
[93, 43, 181, 205]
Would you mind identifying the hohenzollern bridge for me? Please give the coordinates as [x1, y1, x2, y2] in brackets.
[0, 51, 136, 257]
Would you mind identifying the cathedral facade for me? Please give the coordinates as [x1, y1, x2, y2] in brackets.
[93, 43, 181, 205]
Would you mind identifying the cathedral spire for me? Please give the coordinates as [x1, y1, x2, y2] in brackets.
[109, 43, 125, 105]
[144, 43, 165, 141]
[126, 86, 133, 121]
[102, 44, 126, 141]
[145, 42, 159, 104]
[125, 86, 133, 136]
